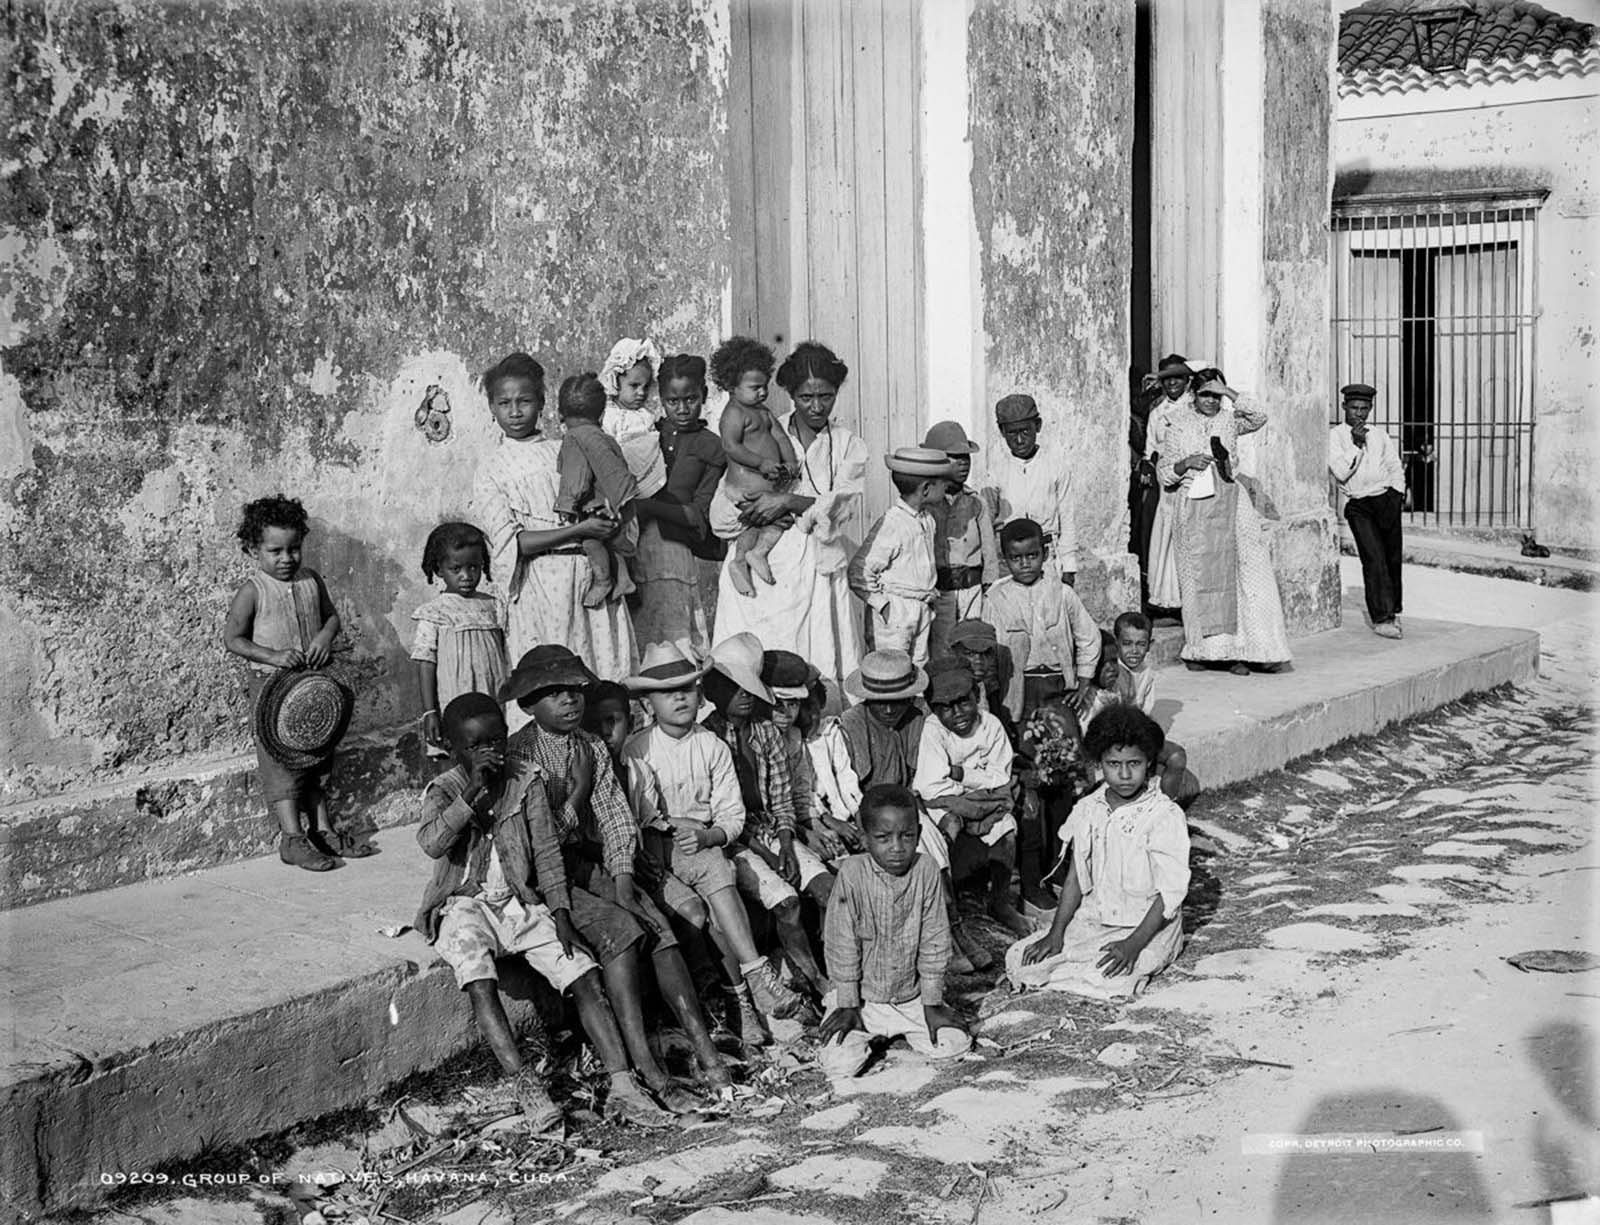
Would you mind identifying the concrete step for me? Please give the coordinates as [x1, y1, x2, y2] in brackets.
[0, 611, 1540, 1220]
[1338, 528, 1599, 592]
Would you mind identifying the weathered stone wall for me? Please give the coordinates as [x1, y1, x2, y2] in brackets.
[965, 0, 1140, 621]
[1, 2, 731, 823]
[1259, 0, 1341, 635]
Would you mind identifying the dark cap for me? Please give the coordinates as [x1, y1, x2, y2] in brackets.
[948, 618, 998, 650]
[1341, 383, 1377, 401]
[500, 644, 599, 705]
[925, 658, 976, 705]
[994, 393, 1040, 425]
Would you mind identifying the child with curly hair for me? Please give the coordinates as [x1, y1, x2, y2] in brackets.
[708, 336, 799, 596]
[223, 493, 366, 871]
[553, 372, 640, 609]
[412, 522, 508, 757]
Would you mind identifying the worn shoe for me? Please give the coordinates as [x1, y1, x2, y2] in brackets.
[312, 828, 377, 859]
[647, 1079, 703, 1116]
[1373, 621, 1402, 640]
[731, 986, 773, 1048]
[1184, 660, 1206, 672]
[513, 1067, 563, 1134]
[743, 960, 802, 1020]
[280, 833, 337, 872]
[1228, 662, 1250, 676]
[605, 1073, 676, 1129]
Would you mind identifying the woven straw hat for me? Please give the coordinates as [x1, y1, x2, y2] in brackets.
[843, 649, 927, 704]
[253, 668, 354, 770]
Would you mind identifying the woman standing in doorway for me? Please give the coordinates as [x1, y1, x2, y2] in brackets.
[711, 341, 868, 703]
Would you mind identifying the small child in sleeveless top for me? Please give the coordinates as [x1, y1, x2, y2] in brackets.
[224, 494, 369, 871]
[412, 522, 509, 758]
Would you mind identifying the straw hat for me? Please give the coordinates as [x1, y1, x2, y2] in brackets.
[761, 650, 820, 701]
[253, 668, 354, 770]
[710, 632, 775, 704]
[843, 649, 927, 704]
[622, 639, 709, 693]
[499, 645, 599, 706]
[884, 447, 957, 479]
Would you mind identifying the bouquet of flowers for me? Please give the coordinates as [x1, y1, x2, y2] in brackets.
[1021, 707, 1094, 793]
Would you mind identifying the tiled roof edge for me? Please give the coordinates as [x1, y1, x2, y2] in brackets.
[1340, 43, 1600, 97]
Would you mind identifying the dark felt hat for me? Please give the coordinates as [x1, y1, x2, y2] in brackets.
[922, 420, 980, 455]
[994, 393, 1040, 425]
[761, 649, 820, 700]
[253, 668, 354, 770]
[948, 618, 999, 650]
[500, 645, 599, 705]
[1341, 382, 1377, 401]
[925, 658, 976, 705]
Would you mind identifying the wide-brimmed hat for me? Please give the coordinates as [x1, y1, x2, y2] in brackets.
[761, 649, 820, 700]
[253, 668, 354, 770]
[884, 446, 957, 479]
[922, 420, 979, 456]
[925, 658, 976, 705]
[948, 618, 998, 650]
[1155, 357, 1192, 381]
[710, 632, 775, 704]
[1340, 382, 1377, 402]
[623, 639, 710, 693]
[994, 393, 1040, 425]
[843, 649, 927, 703]
[500, 644, 598, 705]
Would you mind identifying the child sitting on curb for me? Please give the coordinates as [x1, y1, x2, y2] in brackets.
[912, 659, 1030, 939]
[818, 784, 972, 1081]
[505, 646, 728, 1107]
[703, 633, 834, 1002]
[1006, 705, 1191, 1001]
[413, 694, 666, 1132]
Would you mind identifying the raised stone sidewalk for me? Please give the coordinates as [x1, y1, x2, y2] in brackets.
[0, 592, 1540, 1222]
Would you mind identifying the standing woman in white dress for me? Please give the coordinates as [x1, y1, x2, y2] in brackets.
[472, 352, 638, 726]
[711, 341, 867, 706]
[1143, 354, 1193, 612]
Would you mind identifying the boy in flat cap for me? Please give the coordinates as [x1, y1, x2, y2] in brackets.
[982, 393, 1077, 585]
[922, 421, 1001, 656]
[1329, 383, 1405, 639]
[848, 446, 957, 666]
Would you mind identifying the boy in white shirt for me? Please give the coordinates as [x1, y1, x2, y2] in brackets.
[1329, 382, 1405, 639]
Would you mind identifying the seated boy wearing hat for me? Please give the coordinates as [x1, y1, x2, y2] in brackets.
[702, 633, 834, 1005]
[761, 649, 860, 871]
[818, 784, 971, 1081]
[414, 693, 667, 1133]
[847, 446, 957, 667]
[622, 640, 805, 1025]
[505, 646, 729, 1108]
[947, 617, 1017, 742]
[923, 422, 1000, 657]
[913, 659, 1031, 938]
[982, 393, 1076, 585]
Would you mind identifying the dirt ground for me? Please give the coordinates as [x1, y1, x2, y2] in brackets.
[79, 569, 1599, 1225]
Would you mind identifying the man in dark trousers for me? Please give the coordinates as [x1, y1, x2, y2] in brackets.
[1329, 383, 1405, 639]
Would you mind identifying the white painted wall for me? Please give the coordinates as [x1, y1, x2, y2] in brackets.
[1337, 79, 1600, 547]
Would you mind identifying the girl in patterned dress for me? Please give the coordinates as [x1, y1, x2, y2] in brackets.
[412, 522, 509, 757]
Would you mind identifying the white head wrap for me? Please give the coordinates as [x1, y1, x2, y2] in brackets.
[599, 338, 664, 401]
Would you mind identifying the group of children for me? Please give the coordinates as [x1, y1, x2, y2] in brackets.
[220, 349, 1201, 1128]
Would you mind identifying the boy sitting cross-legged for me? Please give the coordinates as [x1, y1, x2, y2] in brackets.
[818, 784, 972, 1081]
[414, 693, 666, 1133]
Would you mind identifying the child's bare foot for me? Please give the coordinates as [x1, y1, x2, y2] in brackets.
[699, 1052, 735, 1091]
[605, 1073, 675, 1129]
[951, 920, 993, 971]
[582, 575, 614, 609]
[748, 552, 776, 586]
[279, 832, 337, 872]
[513, 1067, 563, 1134]
[727, 557, 755, 599]
[988, 897, 1035, 938]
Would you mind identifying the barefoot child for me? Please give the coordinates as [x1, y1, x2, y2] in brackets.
[223, 493, 366, 871]
[412, 522, 509, 758]
[763, 651, 858, 868]
[703, 634, 834, 1002]
[414, 694, 670, 1130]
[912, 660, 1029, 938]
[505, 646, 727, 1106]
[818, 784, 971, 1081]
[1111, 610, 1199, 807]
[622, 640, 804, 1026]
[709, 336, 798, 595]
[847, 447, 956, 667]
[553, 373, 639, 609]
[1007, 705, 1191, 1000]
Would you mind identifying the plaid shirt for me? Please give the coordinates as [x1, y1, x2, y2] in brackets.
[507, 723, 639, 881]
[702, 713, 796, 838]
[823, 853, 949, 1008]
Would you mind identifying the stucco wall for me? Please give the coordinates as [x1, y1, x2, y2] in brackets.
[965, 0, 1140, 620]
[1, 0, 731, 812]
[1336, 90, 1600, 548]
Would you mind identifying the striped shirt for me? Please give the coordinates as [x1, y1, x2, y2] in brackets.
[507, 723, 638, 881]
[702, 713, 797, 838]
[823, 853, 949, 1008]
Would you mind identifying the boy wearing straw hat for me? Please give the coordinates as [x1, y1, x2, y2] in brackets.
[622, 640, 804, 1025]
[847, 446, 958, 667]
[923, 421, 1001, 657]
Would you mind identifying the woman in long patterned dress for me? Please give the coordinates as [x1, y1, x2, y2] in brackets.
[472, 353, 638, 727]
[1154, 375, 1291, 673]
[711, 341, 867, 704]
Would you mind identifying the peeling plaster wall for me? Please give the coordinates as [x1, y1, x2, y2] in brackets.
[1260, 0, 1341, 634]
[965, 0, 1139, 620]
[1337, 91, 1600, 550]
[1, 0, 731, 810]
